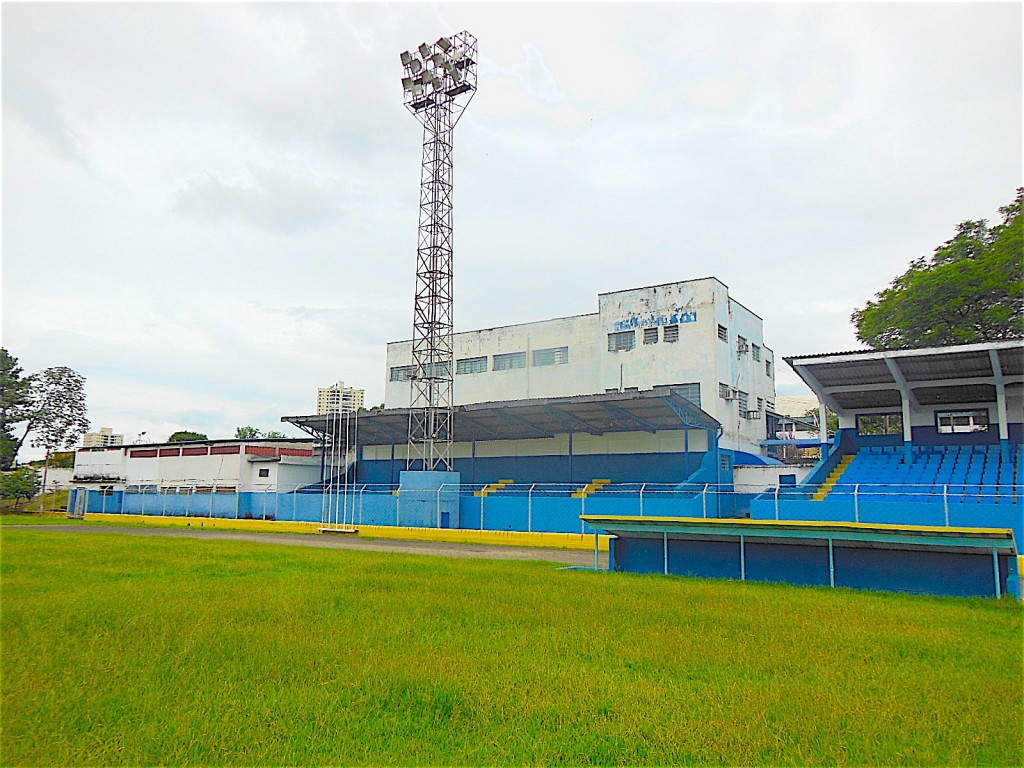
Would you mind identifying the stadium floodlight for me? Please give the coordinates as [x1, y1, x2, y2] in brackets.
[398, 31, 478, 473]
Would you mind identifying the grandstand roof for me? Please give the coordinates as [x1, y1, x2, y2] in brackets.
[785, 341, 1023, 412]
[281, 386, 718, 446]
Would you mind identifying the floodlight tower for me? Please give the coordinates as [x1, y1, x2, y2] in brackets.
[399, 32, 478, 471]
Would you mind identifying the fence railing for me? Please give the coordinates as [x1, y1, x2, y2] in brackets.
[68, 480, 1024, 536]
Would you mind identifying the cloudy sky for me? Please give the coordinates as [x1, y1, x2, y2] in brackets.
[3, 2, 1021, 456]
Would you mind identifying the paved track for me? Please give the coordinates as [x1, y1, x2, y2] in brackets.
[4, 525, 607, 568]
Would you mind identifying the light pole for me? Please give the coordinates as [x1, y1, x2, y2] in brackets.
[399, 32, 478, 472]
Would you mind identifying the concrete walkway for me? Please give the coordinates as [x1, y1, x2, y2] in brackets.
[3, 524, 608, 568]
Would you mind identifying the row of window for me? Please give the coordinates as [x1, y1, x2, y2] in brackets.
[857, 409, 990, 436]
[716, 326, 772, 375]
[608, 326, 679, 352]
[390, 347, 570, 381]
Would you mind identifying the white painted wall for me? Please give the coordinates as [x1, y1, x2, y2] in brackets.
[385, 277, 776, 456]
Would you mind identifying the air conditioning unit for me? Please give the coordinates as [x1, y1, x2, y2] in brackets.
[722, 389, 738, 400]
[743, 410, 762, 420]
[736, 340, 750, 354]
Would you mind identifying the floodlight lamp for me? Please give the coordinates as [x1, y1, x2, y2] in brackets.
[431, 78, 443, 92]
[431, 53, 445, 67]
[410, 59, 423, 74]
[451, 48, 465, 60]
[443, 60, 456, 74]
[411, 84, 424, 96]
[402, 77, 414, 90]
[450, 68, 462, 83]
[400, 51, 413, 66]
[436, 37, 451, 52]
[418, 43, 432, 59]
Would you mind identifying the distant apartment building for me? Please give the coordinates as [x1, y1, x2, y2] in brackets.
[316, 381, 365, 415]
[82, 427, 123, 448]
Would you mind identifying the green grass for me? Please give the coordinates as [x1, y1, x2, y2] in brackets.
[1, 529, 1021, 766]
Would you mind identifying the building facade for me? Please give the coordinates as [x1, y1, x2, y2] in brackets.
[385, 278, 776, 458]
[82, 427, 124, 448]
[316, 381, 365, 415]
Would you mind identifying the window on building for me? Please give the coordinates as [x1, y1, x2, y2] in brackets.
[456, 357, 488, 375]
[752, 343, 761, 361]
[493, 352, 527, 371]
[663, 325, 679, 343]
[737, 335, 749, 354]
[856, 413, 903, 435]
[421, 362, 452, 379]
[766, 359, 773, 378]
[720, 454, 731, 470]
[717, 324, 728, 342]
[258, 468, 270, 478]
[737, 391, 749, 412]
[389, 365, 416, 382]
[642, 328, 659, 345]
[532, 347, 569, 366]
[766, 400, 776, 413]
[719, 383, 732, 399]
[936, 409, 989, 434]
[673, 383, 701, 408]
[757, 397, 764, 411]
[607, 330, 635, 352]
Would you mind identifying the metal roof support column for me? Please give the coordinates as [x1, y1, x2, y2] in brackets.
[989, 350, 1010, 464]
[884, 358, 917, 464]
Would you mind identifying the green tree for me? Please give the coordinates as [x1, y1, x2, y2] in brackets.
[168, 431, 208, 442]
[803, 407, 838, 438]
[0, 349, 34, 471]
[852, 189, 1023, 349]
[0, 467, 41, 512]
[30, 367, 90, 498]
[235, 426, 286, 439]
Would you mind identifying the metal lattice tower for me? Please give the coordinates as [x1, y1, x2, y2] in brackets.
[400, 32, 478, 471]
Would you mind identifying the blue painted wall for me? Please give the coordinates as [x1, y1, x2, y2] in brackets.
[357, 451, 707, 486]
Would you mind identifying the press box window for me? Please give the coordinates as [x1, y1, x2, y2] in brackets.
[766, 359, 773, 378]
[752, 344, 761, 361]
[856, 413, 903, 435]
[258, 468, 270, 478]
[493, 352, 527, 371]
[389, 365, 415, 382]
[663, 325, 679, 343]
[532, 347, 569, 366]
[737, 391, 749, 411]
[936, 409, 989, 434]
[607, 331, 635, 352]
[642, 328, 659, 345]
[717, 324, 728, 342]
[456, 357, 487, 375]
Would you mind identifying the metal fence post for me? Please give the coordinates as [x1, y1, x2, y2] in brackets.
[436, 484, 443, 529]
[702, 484, 709, 519]
[640, 483, 646, 516]
[396, 485, 402, 527]
[854, 484, 860, 523]
[581, 492, 585, 534]
[359, 485, 366, 526]
[293, 487, 297, 521]
[528, 483, 535, 532]
[828, 538, 835, 588]
[944, 485, 950, 527]
[774, 486, 780, 520]
[993, 547, 1002, 599]
[480, 491, 485, 531]
[663, 531, 668, 575]
[739, 534, 746, 581]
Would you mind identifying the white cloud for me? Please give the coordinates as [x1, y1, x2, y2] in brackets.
[2, 3, 1020, 456]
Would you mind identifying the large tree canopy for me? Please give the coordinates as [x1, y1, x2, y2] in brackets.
[168, 431, 208, 443]
[851, 189, 1023, 349]
[0, 349, 33, 471]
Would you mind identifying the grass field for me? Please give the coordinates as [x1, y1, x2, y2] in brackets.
[2, 528, 1021, 766]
